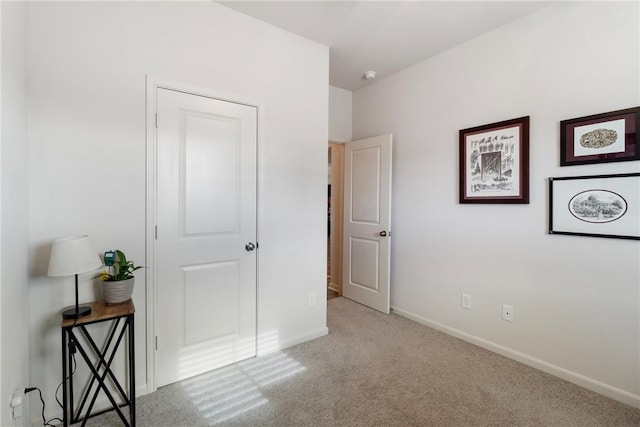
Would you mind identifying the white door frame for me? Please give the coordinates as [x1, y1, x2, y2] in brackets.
[145, 75, 265, 393]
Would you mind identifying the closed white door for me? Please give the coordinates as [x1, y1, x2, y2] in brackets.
[155, 88, 257, 387]
[342, 134, 393, 314]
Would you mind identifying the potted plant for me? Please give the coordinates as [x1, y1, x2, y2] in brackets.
[96, 249, 143, 305]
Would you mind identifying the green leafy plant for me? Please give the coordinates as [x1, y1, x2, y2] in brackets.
[96, 249, 143, 282]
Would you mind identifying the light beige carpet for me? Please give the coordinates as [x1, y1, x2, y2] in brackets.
[88, 297, 640, 426]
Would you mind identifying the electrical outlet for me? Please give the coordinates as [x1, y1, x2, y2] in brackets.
[461, 293, 471, 310]
[10, 388, 24, 420]
[308, 293, 316, 307]
[502, 304, 514, 322]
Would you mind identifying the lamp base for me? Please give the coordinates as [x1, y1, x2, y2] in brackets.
[62, 306, 92, 319]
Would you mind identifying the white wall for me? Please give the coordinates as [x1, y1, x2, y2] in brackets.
[26, 1, 328, 418]
[329, 85, 352, 142]
[353, 2, 640, 407]
[1, 1, 31, 425]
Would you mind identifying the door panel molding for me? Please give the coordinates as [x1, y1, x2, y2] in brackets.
[145, 75, 265, 393]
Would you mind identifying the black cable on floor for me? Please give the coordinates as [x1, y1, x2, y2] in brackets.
[25, 387, 63, 427]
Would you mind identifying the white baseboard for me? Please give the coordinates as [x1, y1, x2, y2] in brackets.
[285, 326, 329, 349]
[257, 326, 329, 357]
[391, 305, 640, 409]
[136, 383, 149, 397]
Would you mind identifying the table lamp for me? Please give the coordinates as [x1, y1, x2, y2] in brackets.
[48, 235, 102, 319]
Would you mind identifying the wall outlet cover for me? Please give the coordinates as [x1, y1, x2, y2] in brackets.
[462, 293, 471, 309]
[502, 304, 514, 322]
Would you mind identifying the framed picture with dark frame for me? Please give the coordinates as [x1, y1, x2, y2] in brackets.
[549, 172, 640, 240]
[459, 116, 529, 204]
[560, 107, 640, 166]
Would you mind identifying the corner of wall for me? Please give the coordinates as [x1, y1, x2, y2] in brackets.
[329, 85, 353, 143]
[1, 1, 31, 425]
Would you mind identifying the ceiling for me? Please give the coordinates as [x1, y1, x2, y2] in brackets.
[218, 1, 551, 91]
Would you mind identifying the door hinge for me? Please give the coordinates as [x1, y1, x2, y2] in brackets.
[155, 336, 158, 350]
[155, 225, 158, 240]
[155, 113, 158, 128]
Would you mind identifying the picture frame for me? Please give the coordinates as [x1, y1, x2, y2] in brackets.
[459, 116, 529, 204]
[549, 172, 640, 240]
[560, 107, 639, 166]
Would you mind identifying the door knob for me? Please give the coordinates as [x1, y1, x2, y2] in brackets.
[245, 242, 256, 252]
[379, 231, 387, 237]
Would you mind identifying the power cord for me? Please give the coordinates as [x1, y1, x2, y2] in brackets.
[25, 317, 80, 426]
[56, 317, 79, 410]
[24, 387, 62, 427]
[55, 350, 77, 410]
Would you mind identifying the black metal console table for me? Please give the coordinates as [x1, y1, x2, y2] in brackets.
[61, 299, 135, 426]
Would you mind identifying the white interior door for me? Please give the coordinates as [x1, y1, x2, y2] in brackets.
[155, 88, 257, 387]
[342, 134, 392, 314]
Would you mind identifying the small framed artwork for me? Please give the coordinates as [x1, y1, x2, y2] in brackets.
[459, 116, 529, 204]
[549, 172, 640, 240]
[560, 107, 639, 166]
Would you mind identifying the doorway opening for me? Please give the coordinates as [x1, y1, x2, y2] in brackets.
[327, 142, 344, 300]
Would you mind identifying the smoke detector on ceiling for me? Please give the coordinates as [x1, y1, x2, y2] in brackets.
[363, 71, 377, 80]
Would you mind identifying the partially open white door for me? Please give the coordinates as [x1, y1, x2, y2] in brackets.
[155, 88, 257, 387]
[342, 134, 392, 314]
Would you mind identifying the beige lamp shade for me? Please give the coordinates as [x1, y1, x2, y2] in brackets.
[48, 235, 102, 277]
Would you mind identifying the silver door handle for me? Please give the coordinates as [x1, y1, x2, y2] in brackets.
[245, 242, 256, 252]
[379, 231, 388, 237]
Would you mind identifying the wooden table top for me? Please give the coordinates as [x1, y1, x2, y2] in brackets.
[61, 299, 135, 327]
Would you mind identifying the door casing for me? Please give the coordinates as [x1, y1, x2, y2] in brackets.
[328, 142, 345, 296]
[145, 76, 265, 394]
